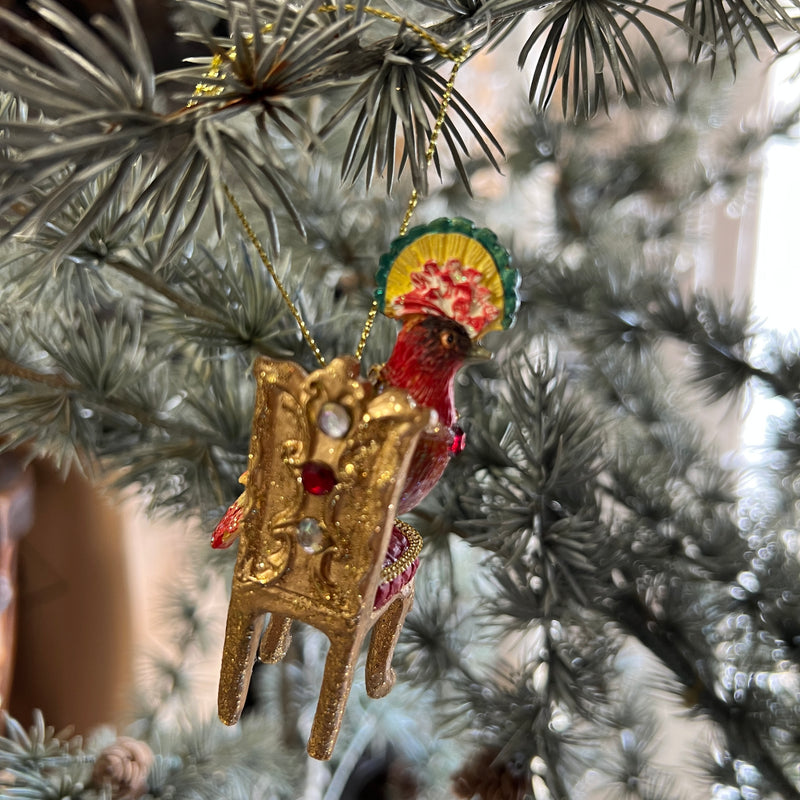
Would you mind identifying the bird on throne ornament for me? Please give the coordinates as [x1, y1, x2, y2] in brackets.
[212, 218, 518, 759]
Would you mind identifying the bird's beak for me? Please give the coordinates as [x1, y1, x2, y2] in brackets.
[467, 341, 493, 362]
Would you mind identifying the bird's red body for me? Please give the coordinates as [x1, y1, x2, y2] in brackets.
[376, 314, 472, 513]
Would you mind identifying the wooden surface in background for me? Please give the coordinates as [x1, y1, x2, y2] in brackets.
[0, 454, 34, 711]
[8, 462, 134, 734]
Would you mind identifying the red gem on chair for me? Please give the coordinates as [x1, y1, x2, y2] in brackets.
[301, 461, 337, 495]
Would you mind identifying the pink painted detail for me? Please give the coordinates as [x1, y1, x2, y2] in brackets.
[391, 259, 500, 338]
[373, 525, 421, 610]
[374, 581, 392, 609]
[211, 502, 243, 549]
[301, 461, 337, 495]
[449, 425, 466, 455]
[389, 573, 403, 597]
[386, 530, 405, 562]
[373, 559, 420, 611]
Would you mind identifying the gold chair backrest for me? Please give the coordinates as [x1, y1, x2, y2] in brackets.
[219, 355, 429, 758]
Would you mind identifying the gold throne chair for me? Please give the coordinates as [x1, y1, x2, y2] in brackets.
[218, 355, 429, 759]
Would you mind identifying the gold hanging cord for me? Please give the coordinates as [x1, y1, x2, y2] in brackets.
[223, 186, 327, 366]
[192, 5, 468, 366]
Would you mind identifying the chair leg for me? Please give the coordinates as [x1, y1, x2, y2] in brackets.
[259, 614, 292, 663]
[218, 595, 265, 726]
[307, 633, 364, 760]
[365, 588, 414, 699]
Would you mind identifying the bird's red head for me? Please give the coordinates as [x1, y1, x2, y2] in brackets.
[380, 315, 474, 427]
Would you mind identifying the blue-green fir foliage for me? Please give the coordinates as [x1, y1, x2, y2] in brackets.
[1, 0, 800, 797]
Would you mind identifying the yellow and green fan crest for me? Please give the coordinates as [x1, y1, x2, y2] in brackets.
[375, 218, 518, 339]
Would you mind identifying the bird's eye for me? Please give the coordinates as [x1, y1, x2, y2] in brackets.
[440, 331, 456, 349]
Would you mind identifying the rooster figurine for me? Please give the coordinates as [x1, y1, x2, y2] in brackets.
[372, 217, 517, 514]
[211, 218, 517, 759]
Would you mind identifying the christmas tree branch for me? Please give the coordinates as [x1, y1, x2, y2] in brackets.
[445, 345, 800, 794]
[0, 355, 71, 391]
[680, 330, 798, 403]
[105, 257, 228, 327]
[0, 353, 229, 449]
[101, 254, 298, 358]
[610, 591, 800, 800]
[527, 260, 799, 408]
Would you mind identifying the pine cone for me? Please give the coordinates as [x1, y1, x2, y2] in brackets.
[92, 736, 154, 800]
[452, 747, 529, 800]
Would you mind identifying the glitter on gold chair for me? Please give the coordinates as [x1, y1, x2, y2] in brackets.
[215, 355, 430, 760]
